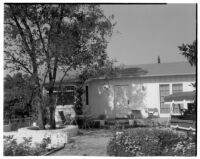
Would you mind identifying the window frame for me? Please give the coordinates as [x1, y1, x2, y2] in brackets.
[53, 85, 76, 105]
[172, 83, 183, 94]
[159, 84, 170, 114]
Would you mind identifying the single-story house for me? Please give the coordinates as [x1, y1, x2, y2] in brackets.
[52, 61, 196, 122]
[83, 61, 196, 119]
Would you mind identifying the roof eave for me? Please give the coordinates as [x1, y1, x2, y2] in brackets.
[85, 73, 196, 83]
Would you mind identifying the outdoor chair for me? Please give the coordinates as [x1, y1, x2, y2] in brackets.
[147, 108, 159, 118]
[58, 111, 77, 125]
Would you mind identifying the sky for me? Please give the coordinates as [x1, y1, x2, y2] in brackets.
[101, 4, 196, 65]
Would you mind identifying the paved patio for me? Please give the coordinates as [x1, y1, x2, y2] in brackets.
[51, 129, 113, 156]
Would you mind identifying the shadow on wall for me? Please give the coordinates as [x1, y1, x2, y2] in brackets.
[128, 84, 147, 110]
[115, 67, 148, 78]
[95, 82, 147, 118]
[96, 84, 114, 118]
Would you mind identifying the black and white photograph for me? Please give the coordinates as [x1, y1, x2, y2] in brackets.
[2, 1, 197, 157]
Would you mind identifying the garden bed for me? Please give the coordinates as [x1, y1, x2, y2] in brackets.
[107, 127, 196, 156]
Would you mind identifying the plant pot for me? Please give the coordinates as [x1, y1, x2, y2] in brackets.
[100, 120, 105, 126]
[129, 119, 134, 126]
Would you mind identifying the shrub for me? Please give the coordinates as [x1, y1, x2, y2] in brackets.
[107, 128, 196, 156]
[4, 135, 51, 156]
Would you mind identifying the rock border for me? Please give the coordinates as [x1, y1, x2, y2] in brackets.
[4, 125, 78, 148]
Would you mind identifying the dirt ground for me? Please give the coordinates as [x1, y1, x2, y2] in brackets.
[51, 129, 113, 156]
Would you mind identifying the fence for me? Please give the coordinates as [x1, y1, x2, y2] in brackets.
[4, 117, 32, 132]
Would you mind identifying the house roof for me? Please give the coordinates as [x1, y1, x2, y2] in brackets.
[53, 61, 195, 83]
[164, 91, 196, 102]
[120, 61, 195, 77]
[86, 61, 196, 82]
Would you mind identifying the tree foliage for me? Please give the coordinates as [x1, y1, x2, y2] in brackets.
[4, 73, 36, 120]
[178, 40, 197, 67]
[4, 4, 115, 129]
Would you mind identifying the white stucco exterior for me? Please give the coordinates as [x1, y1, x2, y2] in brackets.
[84, 74, 195, 118]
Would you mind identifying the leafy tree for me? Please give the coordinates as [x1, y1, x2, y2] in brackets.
[4, 4, 115, 129]
[178, 40, 197, 67]
[4, 73, 36, 120]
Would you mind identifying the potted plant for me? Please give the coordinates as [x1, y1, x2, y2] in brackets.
[98, 114, 106, 126]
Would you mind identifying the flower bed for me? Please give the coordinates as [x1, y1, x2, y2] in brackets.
[4, 135, 51, 156]
[107, 128, 196, 156]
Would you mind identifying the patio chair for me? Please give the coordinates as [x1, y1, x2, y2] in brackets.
[58, 111, 71, 125]
[147, 108, 159, 118]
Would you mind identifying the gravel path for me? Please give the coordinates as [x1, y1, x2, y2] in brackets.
[51, 129, 113, 156]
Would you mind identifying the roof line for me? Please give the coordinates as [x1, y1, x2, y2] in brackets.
[85, 73, 195, 83]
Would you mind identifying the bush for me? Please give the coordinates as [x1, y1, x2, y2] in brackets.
[107, 128, 196, 156]
[4, 135, 51, 156]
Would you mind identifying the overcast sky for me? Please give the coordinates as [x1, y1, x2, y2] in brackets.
[101, 4, 196, 65]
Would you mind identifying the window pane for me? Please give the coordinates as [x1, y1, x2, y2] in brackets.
[160, 97, 164, 102]
[63, 92, 74, 105]
[159, 84, 170, 113]
[160, 104, 170, 113]
[53, 85, 75, 105]
[172, 84, 183, 94]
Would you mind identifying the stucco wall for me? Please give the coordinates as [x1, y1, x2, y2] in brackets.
[85, 75, 195, 118]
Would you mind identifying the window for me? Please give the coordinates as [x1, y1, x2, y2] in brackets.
[159, 84, 170, 113]
[53, 85, 75, 105]
[172, 83, 183, 94]
[86, 86, 89, 105]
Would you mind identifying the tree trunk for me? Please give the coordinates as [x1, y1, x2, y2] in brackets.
[36, 90, 46, 130]
[37, 106, 45, 129]
[49, 92, 56, 129]
[49, 106, 56, 129]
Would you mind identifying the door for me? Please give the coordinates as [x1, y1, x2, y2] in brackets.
[114, 85, 129, 118]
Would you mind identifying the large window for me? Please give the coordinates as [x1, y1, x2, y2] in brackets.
[159, 84, 170, 113]
[172, 83, 183, 94]
[53, 86, 75, 105]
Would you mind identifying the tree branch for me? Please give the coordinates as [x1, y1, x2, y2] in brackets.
[58, 64, 74, 89]
[9, 6, 32, 55]
[52, 5, 64, 86]
[35, 21, 47, 54]
[21, 17, 35, 52]
[4, 51, 33, 75]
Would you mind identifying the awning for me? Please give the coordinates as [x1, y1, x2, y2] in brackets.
[164, 91, 196, 102]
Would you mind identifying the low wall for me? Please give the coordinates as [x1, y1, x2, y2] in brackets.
[4, 125, 78, 148]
